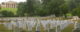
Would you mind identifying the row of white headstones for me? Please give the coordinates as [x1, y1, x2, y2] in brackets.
[0, 19, 76, 32]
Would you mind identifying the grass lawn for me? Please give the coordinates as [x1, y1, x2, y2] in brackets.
[0, 24, 12, 32]
[0, 8, 17, 14]
[61, 24, 74, 32]
[77, 20, 80, 23]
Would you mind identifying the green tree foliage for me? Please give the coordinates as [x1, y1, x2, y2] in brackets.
[72, 6, 80, 17]
[68, 0, 80, 11]
[41, 0, 65, 16]
[17, 2, 26, 16]
[17, 0, 66, 17]
[67, 0, 76, 11]
[0, 10, 14, 17]
[17, 0, 80, 17]
[26, 0, 34, 16]
[17, 0, 41, 16]
[66, 0, 80, 17]
[26, 0, 41, 16]
[59, 4, 69, 17]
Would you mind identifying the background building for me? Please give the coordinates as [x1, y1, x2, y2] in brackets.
[0, 1, 17, 8]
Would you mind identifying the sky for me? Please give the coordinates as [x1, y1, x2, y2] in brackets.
[0, 0, 26, 3]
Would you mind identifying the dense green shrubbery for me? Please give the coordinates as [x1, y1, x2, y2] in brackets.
[0, 10, 15, 17]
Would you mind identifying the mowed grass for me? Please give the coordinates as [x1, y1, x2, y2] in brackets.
[0, 24, 12, 32]
[0, 8, 17, 14]
[0, 21, 13, 32]
[77, 20, 80, 23]
[61, 24, 74, 32]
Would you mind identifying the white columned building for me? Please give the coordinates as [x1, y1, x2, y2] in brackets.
[0, 0, 17, 8]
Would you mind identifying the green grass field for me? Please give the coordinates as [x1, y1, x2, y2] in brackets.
[0, 8, 17, 14]
[0, 24, 12, 32]
[61, 24, 74, 32]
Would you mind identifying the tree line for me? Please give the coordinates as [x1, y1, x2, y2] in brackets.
[17, 0, 80, 17]
[0, 0, 80, 17]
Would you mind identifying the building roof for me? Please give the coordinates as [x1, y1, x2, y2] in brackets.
[1, 1, 17, 4]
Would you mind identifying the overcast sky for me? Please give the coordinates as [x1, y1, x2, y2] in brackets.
[0, 0, 26, 3]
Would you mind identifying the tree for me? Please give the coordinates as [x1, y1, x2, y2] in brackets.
[17, 2, 26, 16]
[17, 0, 68, 17]
[26, 0, 42, 16]
[68, 0, 80, 11]
[59, 4, 69, 17]
[17, 0, 41, 16]
[0, 10, 14, 17]
[26, 0, 37, 16]
[65, 0, 80, 17]
[41, 0, 65, 17]
[72, 6, 80, 17]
